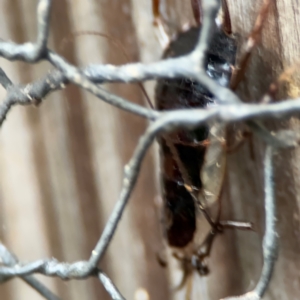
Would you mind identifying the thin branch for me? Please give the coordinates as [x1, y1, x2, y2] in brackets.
[85, 56, 241, 104]
[47, 50, 158, 120]
[255, 146, 278, 296]
[0, 0, 51, 62]
[0, 258, 92, 279]
[0, 244, 61, 300]
[22, 277, 62, 300]
[0, 68, 13, 89]
[0, 68, 38, 126]
[193, 0, 220, 58]
[97, 270, 125, 300]
[221, 146, 277, 300]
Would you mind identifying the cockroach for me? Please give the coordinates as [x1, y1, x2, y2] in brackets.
[153, 0, 271, 288]
[60, 0, 269, 291]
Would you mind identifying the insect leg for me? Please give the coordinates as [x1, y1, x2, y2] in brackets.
[152, 0, 170, 48]
[190, 0, 202, 26]
[191, 0, 232, 36]
[172, 253, 194, 291]
[219, 220, 253, 230]
[221, 0, 232, 35]
[230, 0, 272, 90]
[156, 250, 168, 267]
[185, 274, 193, 300]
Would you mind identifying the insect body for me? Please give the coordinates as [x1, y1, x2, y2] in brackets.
[153, 0, 268, 282]
[155, 0, 237, 276]
[156, 28, 237, 241]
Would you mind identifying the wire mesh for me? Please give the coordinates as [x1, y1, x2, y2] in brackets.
[0, 0, 298, 299]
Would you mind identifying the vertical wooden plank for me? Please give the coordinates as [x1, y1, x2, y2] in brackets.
[65, 0, 170, 298]
[50, 1, 109, 299]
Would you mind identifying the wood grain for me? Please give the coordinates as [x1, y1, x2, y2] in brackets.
[0, 1, 299, 300]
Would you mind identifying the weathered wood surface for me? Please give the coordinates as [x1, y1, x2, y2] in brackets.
[0, 1, 299, 300]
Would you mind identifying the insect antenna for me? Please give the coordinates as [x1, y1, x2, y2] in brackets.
[221, 0, 232, 35]
[60, 30, 154, 108]
[191, 0, 203, 26]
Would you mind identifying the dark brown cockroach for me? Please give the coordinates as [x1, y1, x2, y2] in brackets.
[153, 0, 270, 285]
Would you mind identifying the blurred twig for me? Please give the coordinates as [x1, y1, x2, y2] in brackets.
[0, 244, 61, 300]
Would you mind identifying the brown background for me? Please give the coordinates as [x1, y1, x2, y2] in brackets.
[0, 0, 299, 299]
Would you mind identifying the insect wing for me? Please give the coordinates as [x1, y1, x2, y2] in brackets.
[199, 123, 226, 208]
